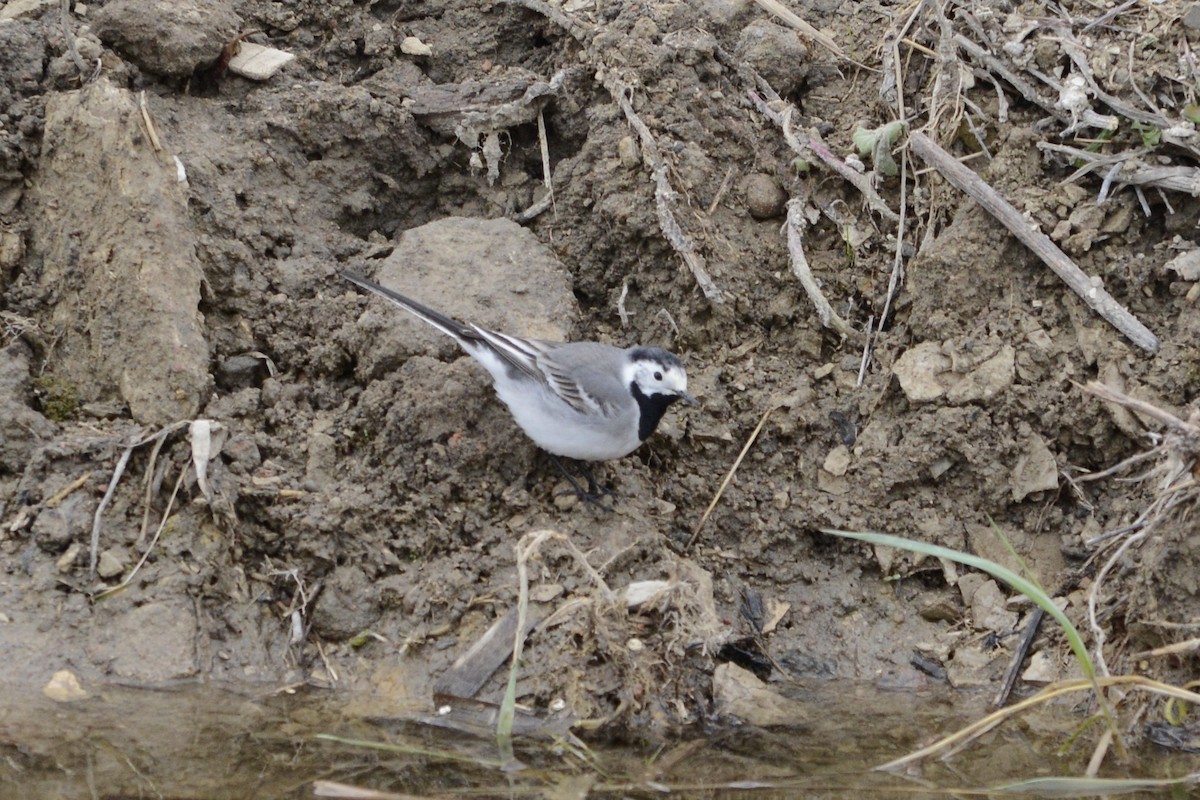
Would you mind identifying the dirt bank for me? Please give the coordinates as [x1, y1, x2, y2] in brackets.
[1, 0, 1198, 743]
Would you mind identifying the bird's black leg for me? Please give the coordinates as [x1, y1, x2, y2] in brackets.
[578, 463, 617, 500]
[547, 454, 614, 511]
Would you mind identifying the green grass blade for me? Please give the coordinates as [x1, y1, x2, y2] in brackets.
[821, 529, 1094, 680]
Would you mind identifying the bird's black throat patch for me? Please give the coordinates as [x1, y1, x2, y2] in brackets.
[630, 381, 682, 441]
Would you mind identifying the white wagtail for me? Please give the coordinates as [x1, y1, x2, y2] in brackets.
[343, 271, 696, 504]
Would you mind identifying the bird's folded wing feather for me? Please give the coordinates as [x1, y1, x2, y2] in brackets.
[536, 343, 627, 416]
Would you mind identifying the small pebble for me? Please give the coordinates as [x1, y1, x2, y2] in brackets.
[43, 670, 89, 703]
[401, 36, 432, 56]
[97, 550, 125, 580]
[741, 173, 786, 220]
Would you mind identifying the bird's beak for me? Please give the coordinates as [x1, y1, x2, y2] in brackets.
[678, 391, 698, 406]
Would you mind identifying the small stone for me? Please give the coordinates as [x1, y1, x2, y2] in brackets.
[1183, 3, 1200, 30]
[226, 42, 295, 81]
[97, 549, 125, 580]
[529, 583, 563, 603]
[223, 433, 262, 470]
[0, 186, 22, 216]
[919, 598, 960, 622]
[626, 638, 644, 652]
[91, 0, 244, 78]
[1010, 435, 1058, 501]
[893, 342, 950, 402]
[713, 663, 808, 726]
[1165, 249, 1200, 281]
[0, 0, 57, 20]
[44, 670, 90, 703]
[736, 20, 809, 97]
[630, 16, 659, 39]
[822, 445, 851, 477]
[1021, 650, 1059, 683]
[216, 355, 265, 390]
[400, 36, 432, 56]
[56, 542, 83, 573]
[741, 173, 787, 220]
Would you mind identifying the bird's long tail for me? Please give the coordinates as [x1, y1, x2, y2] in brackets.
[342, 271, 479, 343]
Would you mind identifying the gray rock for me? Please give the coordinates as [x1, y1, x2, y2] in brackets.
[91, 0, 242, 78]
[216, 355, 266, 390]
[28, 79, 210, 425]
[0, 344, 57, 475]
[310, 566, 381, 641]
[31, 493, 92, 554]
[351, 217, 578, 379]
[96, 549, 126, 580]
[741, 173, 787, 220]
[736, 20, 810, 97]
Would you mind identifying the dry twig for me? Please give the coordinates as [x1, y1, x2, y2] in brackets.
[690, 403, 779, 547]
[784, 200, 851, 337]
[1078, 381, 1200, 677]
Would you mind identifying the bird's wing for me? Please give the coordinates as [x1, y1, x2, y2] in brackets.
[472, 330, 621, 415]
[534, 343, 628, 416]
[469, 326, 559, 383]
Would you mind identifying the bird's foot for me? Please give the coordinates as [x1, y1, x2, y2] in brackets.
[548, 455, 616, 511]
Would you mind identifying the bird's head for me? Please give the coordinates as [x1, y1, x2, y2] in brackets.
[625, 347, 697, 407]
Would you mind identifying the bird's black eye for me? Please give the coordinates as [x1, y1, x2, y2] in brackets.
[654, 371, 663, 381]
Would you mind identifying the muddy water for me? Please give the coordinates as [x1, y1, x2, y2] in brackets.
[1, 681, 1184, 800]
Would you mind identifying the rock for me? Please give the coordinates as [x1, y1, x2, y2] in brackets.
[56, 542, 83, 572]
[1183, 3, 1200, 31]
[310, 565, 382, 641]
[822, 445, 851, 477]
[400, 36, 432, 57]
[222, 432, 262, 471]
[351, 217, 578, 378]
[0, 229, 23, 277]
[43, 670, 89, 702]
[97, 550, 125, 580]
[617, 135, 640, 169]
[1021, 650, 1059, 683]
[894, 341, 1015, 404]
[32, 493, 91, 554]
[741, 173, 787, 220]
[1165, 249, 1200, 281]
[28, 79, 210, 425]
[945, 641, 1005, 688]
[1010, 435, 1058, 501]
[894, 342, 950, 402]
[959, 575, 1018, 633]
[216, 355, 266, 391]
[226, 42, 295, 81]
[713, 662, 808, 726]
[0, 343, 57, 475]
[0, 0, 56, 20]
[91, 0, 243, 78]
[736, 20, 810, 97]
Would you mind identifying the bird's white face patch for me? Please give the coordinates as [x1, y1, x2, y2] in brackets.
[627, 354, 689, 398]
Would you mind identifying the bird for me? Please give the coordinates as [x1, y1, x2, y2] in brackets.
[342, 271, 697, 504]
